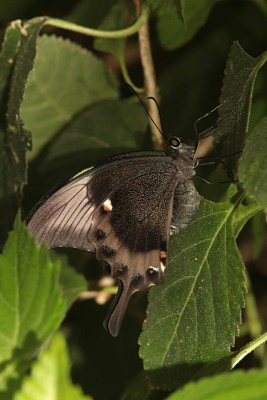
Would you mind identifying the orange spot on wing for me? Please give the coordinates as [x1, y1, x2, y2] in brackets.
[160, 251, 167, 259]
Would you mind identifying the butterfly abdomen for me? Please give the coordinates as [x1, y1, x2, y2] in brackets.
[171, 180, 200, 234]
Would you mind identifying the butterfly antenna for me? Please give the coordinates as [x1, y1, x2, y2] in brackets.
[194, 103, 226, 155]
[125, 84, 166, 140]
[147, 96, 167, 139]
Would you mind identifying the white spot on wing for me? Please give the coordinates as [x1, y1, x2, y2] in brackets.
[160, 262, 166, 272]
[103, 198, 113, 212]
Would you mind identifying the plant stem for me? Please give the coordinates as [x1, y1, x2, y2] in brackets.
[135, 0, 164, 150]
[232, 332, 267, 369]
[44, 6, 148, 39]
[118, 54, 144, 93]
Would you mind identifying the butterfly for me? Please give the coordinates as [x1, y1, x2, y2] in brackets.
[26, 135, 200, 336]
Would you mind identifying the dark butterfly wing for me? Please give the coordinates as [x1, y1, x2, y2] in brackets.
[27, 153, 178, 336]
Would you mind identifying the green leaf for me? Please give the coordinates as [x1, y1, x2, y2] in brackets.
[157, 29, 227, 143]
[238, 117, 267, 209]
[35, 98, 148, 179]
[166, 369, 267, 400]
[0, 21, 21, 99]
[121, 371, 151, 400]
[139, 199, 246, 389]
[21, 35, 118, 159]
[58, 256, 87, 307]
[66, 0, 117, 29]
[156, 0, 215, 50]
[251, 211, 266, 258]
[0, 21, 22, 234]
[214, 42, 267, 171]
[94, 0, 133, 58]
[232, 201, 261, 238]
[0, 18, 46, 246]
[148, 0, 185, 22]
[14, 333, 92, 400]
[0, 214, 66, 365]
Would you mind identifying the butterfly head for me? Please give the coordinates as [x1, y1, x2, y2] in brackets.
[166, 136, 195, 163]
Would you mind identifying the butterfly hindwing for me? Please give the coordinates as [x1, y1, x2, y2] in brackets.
[27, 153, 178, 336]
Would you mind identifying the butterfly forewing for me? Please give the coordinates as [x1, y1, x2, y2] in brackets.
[27, 153, 179, 336]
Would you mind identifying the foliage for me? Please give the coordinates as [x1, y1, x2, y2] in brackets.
[14, 333, 92, 400]
[0, 1, 267, 399]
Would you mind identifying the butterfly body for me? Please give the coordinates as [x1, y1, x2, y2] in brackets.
[27, 139, 200, 336]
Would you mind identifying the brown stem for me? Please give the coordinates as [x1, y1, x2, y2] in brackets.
[134, 0, 164, 150]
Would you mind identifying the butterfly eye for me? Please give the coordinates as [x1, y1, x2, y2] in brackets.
[168, 136, 181, 149]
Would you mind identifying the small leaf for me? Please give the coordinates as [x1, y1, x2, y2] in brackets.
[214, 42, 267, 171]
[21, 35, 118, 159]
[14, 333, 92, 400]
[156, 0, 215, 50]
[0, 214, 66, 364]
[139, 199, 246, 389]
[238, 117, 267, 209]
[166, 369, 267, 400]
[0, 18, 46, 246]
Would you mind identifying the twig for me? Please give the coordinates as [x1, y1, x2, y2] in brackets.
[44, 7, 148, 39]
[134, 0, 164, 150]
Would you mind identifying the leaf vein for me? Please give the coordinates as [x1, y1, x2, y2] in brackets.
[161, 206, 233, 364]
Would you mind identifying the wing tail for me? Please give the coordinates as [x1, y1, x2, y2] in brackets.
[103, 280, 131, 337]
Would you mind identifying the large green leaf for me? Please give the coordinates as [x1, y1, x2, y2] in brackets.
[0, 214, 65, 364]
[156, 0, 215, 50]
[14, 333, 92, 400]
[36, 98, 148, 177]
[21, 35, 118, 159]
[166, 369, 267, 400]
[0, 214, 86, 365]
[139, 199, 246, 389]
[214, 42, 267, 170]
[0, 214, 87, 398]
[238, 117, 267, 209]
[0, 18, 46, 246]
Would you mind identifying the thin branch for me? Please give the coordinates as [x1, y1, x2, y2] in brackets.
[118, 54, 144, 93]
[44, 6, 148, 39]
[135, 0, 164, 150]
